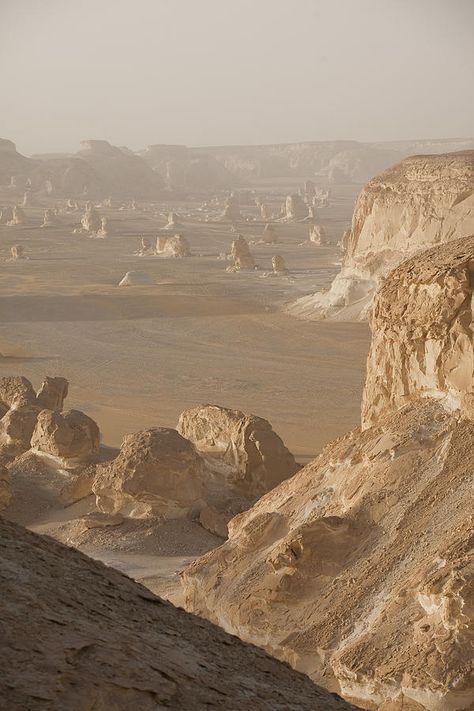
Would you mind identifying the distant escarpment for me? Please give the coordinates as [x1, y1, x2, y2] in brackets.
[289, 150, 474, 320]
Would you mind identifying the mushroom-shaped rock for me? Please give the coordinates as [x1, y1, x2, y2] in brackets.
[177, 404, 300, 497]
[36, 376, 68, 411]
[31, 409, 100, 462]
[118, 270, 153, 286]
[93, 427, 207, 518]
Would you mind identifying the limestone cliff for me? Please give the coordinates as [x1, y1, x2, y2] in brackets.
[180, 235, 474, 710]
[362, 235, 474, 427]
[289, 151, 474, 321]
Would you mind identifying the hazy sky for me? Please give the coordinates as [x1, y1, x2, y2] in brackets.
[1, 0, 473, 155]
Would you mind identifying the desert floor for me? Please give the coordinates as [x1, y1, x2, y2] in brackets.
[0, 180, 369, 594]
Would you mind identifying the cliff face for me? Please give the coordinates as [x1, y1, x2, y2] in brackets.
[289, 151, 474, 321]
[180, 233, 474, 710]
[362, 235, 474, 427]
[0, 518, 360, 711]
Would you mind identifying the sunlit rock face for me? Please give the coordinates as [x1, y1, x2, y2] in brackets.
[362, 234, 474, 427]
[288, 151, 474, 321]
[180, 235, 474, 711]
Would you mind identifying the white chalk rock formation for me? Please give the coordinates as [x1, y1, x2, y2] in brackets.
[0, 518, 358, 711]
[227, 235, 255, 271]
[80, 204, 101, 233]
[8, 245, 27, 261]
[177, 404, 299, 497]
[31, 409, 100, 462]
[362, 234, 474, 427]
[262, 223, 278, 244]
[41, 208, 59, 228]
[309, 223, 327, 245]
[289, 151, 474, 321]
[156, 233, 191, 258]
[180, 236, 474, 711]
[93, 427, 208, 518]
[6, 206, 27, 226]
[0, 206, 13, 224]
[221, 192, 241, 221]
[118, 270, 153, 286]
[163, 211, 180, 229]
[271, 255, 289, 274]
[284, 194, 308, 221]
[95, 216, 109, 237]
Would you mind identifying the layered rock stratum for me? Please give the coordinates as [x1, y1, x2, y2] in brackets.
[180, 233, 474, 710]
[289, 150, 474, 320]
[0, 517, 360, 711]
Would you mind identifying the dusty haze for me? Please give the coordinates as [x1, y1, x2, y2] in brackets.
[1, 0, 473, 155]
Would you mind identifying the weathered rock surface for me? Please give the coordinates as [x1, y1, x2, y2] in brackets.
[284, 193, 308, 221]
[289, 151, 474, 321]
[271, 255, 288, 274]
[156, 233, 191, 258]
[362, 234, 474, 427]
[309, 223, 327, 245]
[93, 427, 207, 518]
[0, 464, 11, 510]
[221, 191, 241, 221]
[0, 518, 358, 711]
[177, 404, 299, 497]
[80, 203, 102, 233]
[181, 400, 474, 711]
[36, 376, 69, 411]
[31, 409, 100, 462]
[227, 235, 255, 271]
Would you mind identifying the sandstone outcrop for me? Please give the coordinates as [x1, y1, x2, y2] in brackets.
[289, 151, 474, 321]
[156, 233, 191, 258]
[0, 518, 358, 711]
[227, 235, 255, 271]
[31, 409, 100, 462]
[177, 404, 299, 497]
[93, 427, 207, 518]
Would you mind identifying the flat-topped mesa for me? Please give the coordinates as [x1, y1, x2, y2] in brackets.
[289, 150, 474, 321]
[0, 518, 359, 711]
[177, 404, 299, 498]
[362, 234, 474, 427]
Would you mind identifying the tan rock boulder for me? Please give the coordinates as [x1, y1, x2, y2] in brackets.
[93, 427, 207, 518]
[0, 376, 36, 412]
[227, 235, 255, 271]
[0, 518, 359, 711]
[36, 376, 68, 411]
[177, 404, 299, 497]
[156, 233, 191, 258]
[0, 405, 42, 456]
[31, 409, 100, 462]
[271, 255, 288, 274]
